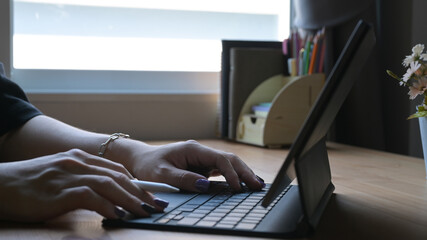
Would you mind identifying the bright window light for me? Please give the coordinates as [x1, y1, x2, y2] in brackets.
[13, 0, 290, 72]
[14, 35, 221, 71]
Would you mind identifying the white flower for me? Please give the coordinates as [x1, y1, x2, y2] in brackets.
[403, 55, 414, 67]
[421, 53, 427, 61]
[402, 61, 421, 83]
[403, 44, 425, 67]
[412, 44, 424, 55]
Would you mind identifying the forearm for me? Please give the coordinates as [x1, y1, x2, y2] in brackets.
[0, 115, 264, 192]
[0, 115, 129, 163]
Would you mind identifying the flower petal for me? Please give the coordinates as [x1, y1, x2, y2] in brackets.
[402, 55, 414, 67]
[408, 86, 422, 99]
[412, 44, 424, 55]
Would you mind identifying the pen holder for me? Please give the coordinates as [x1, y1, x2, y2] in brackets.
[236, 73, 325, 148]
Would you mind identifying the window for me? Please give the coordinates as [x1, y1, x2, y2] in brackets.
[11, 0, 290, 93]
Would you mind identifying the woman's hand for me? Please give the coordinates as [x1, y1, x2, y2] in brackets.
[0, 149, 168, 222]
[120, 140, 265, 193]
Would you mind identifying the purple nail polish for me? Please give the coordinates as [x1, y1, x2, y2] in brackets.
[256, 175, 266, 188]
[195, 179, 210, 192]
[114, 207, 126, 218]
[154, 198, 169, 209]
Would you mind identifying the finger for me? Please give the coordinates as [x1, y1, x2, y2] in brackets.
[187, 141, 263, 190]
[153, 165, 210, 192]
[212, 153, 242, 190]
[63, 175, 165, 216]
[55, 157, 169, 211]
[177, 141, 241, 190]
[57, 186, 122, 219]
[66, 175, 151, 217]
[225, 153, 265, 190]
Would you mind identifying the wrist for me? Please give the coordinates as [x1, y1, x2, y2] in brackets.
[102, 135, 152, 173]
[98, 133, 130, 158]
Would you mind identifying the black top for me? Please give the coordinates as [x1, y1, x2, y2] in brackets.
[0, 74, 42, 136]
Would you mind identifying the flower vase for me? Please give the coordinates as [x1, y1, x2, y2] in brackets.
[419, 117, 427, 179]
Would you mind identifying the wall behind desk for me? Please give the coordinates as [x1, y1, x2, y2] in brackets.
[28, 93, 219, 141]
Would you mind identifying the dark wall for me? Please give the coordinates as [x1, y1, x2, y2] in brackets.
[293, 0, 424, 157]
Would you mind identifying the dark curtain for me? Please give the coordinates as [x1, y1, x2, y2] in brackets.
[292, 0, 423, 157]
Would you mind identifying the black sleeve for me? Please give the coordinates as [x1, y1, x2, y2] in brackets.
[0, 74, 43, 136]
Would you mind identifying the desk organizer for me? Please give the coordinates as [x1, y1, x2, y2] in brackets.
[236, 73, 325, 148]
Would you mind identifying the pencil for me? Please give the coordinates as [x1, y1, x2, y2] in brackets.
[318, 29, 326, 73]
[299, 48, 304, 76]
[308, 33, 319, 74]
[303, 34, 313, 75]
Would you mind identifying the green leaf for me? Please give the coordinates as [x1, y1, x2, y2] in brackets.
[386, 70, 401, 81]
[407, 111, 427, 119]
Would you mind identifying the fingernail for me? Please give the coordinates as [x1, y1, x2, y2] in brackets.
[236, 182, 246, 193]
[256, 175, 266, 188]
[154, 198, 169, 209]
[141, 203, 157, 214]
[195, 179, 210, 192]
[114, 207, 126, 218]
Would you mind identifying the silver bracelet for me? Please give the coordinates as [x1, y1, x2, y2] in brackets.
[98, 133, 130, 157]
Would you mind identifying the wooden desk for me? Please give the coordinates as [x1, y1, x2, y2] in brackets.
[1, 140, 426, 240]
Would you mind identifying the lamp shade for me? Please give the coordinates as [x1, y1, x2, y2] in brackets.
[293, 0, 374, 29]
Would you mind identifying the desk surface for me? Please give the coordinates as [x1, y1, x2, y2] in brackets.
[1, 140, 426, 240]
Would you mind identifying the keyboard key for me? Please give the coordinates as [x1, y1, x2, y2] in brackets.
[196, 221, 217, 227]
[207, 212, 227, 217]
[173, 215, 185, 220]
[243, 216, 262, 221]
[176, 217, 200, 226]
[246, 213, 265, 219]
[203, 216, 222, 222]
[222, 202, 239, 207]
[169, 210, 182, 215]
[230, 209, 250, 214]
[233, 192, 250, 197]
[251, 209, 269, 214]
[222, 216, 241, 222]
[193, 209, 210, 214]
[185, 203, 202, 208]
[215, 223, 235, 229]
[212, 208, 231, 214]
[216, 206, 234, 211]
[178, 207, 196, 212]
[187, 195, 212, 205]
[187, 213, 206, 218]
[165, 214, 177, 219]
[241, 219, 260, 224]
[219, 220, 239, 225]
[233, 207, 251, 213]
[156, 218, 170, 224]
[198, 206, 215, 211]
[227, 212, 245, 218]
[212, 195, 229, 200]
[235, 223, 257, 230]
